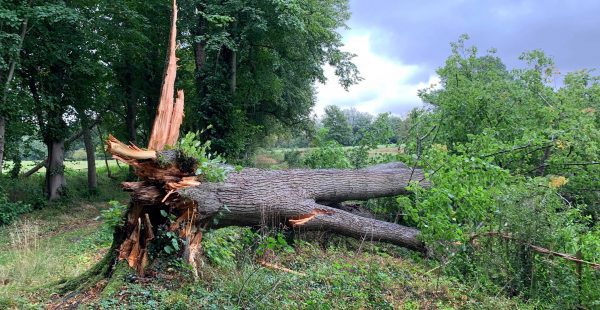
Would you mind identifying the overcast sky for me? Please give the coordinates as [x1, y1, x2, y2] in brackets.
[314, 0, 600, 117]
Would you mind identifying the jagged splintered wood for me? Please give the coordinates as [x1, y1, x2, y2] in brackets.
[148, 0, 184, 151]
[105, 0, 429, 275]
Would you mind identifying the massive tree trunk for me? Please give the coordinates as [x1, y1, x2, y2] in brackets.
[45, 139, 66, 200]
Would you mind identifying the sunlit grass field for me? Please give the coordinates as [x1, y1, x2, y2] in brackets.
[1, 160, 121, 175]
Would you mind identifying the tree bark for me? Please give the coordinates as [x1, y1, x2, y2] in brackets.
[45, 139, 66, 200]
[82, 120, 97, 191]
[0, 117, 4, 174]
[22, 118, 100, 177]
[178, 166, 427, 252]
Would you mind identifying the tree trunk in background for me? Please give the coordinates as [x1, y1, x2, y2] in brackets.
[82, 121, 97, 191]
[0, 117, 4, 174]
[22, 119, 100, 177]
[45, 140, 66, 200]
[229, 50, 237, 94]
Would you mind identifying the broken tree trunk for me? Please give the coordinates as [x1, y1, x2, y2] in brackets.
[142, 163, 427, 252]
[102, 0, 428, 276]
[108, 138, 429, 273]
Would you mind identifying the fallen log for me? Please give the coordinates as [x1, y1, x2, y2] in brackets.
[101, 0, 428, 276]
[110, 140, 429, 273]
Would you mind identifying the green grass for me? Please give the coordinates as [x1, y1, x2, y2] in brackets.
[0, 202, 113, 308]
[80, 234, 529, 309]
[2, 159, 122, 175]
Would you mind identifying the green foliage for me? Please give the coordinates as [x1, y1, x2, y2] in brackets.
[178, 130, 228, 182]
[70, 148, 88, 161]
[400, 35, 600, 307]
[303, 139, 350, 169]
[404, 146, 510, 244]
[0, 189, 31, 226]
[283, 149, 303, 168]
[202, 227, 246, 267]
[183, 0, 360, 159]
[322, 105, 354, 146]
[255, 232, 294, 257]
[100, 200, 127, 231]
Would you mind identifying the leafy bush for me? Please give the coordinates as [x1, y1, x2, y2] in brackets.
[178, 130, 229, 182]
[100, 200, 128, 231]
[283, 149, 303, 168]
[303, 141, 350, 169]
[0, 191, 32, 225]
[203, 227, 246, 267]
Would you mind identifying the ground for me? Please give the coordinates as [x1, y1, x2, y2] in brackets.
[0, 200, 528, 309]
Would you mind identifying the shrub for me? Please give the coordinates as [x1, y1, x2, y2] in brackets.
[0, 189, 32, 226]
[303, 141, 350, 169]
[283, 149, 303, 168]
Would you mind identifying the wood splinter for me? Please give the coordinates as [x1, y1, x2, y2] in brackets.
[258, 261, 307, 277]
[289, 209, 335, 227]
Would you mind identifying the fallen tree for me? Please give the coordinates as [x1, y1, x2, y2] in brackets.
[112, 153, 429, 273]
[64, 0, 428, 285]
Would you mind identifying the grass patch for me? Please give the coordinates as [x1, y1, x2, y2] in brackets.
[0, 204, 113, 307]
[83, 229, 530, 309]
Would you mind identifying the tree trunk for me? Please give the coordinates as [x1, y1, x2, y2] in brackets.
[22, 118, 100, 177]
[108, 142, 429, 273]
[45, 139, 66, 200]
[178, 166, 426, 251]
[82, 121, 97, 191]
[0, 117, 4, 174]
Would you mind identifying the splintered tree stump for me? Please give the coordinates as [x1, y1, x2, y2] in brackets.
[104, 0, 429, 275]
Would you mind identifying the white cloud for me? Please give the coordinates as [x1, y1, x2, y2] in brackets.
[314, 31, 440, 117]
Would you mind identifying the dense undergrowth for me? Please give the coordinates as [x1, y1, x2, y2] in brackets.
[0, 201, 526, 309]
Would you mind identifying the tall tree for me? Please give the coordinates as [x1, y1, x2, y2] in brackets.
[19, 0, 100, 199]
[182, 0, 360, 158]
[0, 0, 33, 173]
[343, 107, 372, 144]
[322, 105, 353, 146]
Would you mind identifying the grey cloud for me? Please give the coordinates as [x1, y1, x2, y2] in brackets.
[347, 0, 600, 74]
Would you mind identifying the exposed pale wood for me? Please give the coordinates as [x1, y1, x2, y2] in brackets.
[106, 134, 156, 160]
[258, 261, 307, 276]
[148, 0, 184, 151]
[166, 90, 185, 146]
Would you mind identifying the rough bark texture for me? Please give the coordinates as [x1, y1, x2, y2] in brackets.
[174, 166, 428, 252]
[45, 140, 66, 200]
[0, 116, 4, 173]
[82, 121, 97, 191]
